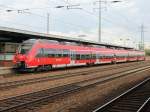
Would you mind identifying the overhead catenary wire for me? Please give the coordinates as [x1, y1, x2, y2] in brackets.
[0, 1, 143, 32]
[0, 3, 94, 32]
[0, 2, 136, 32]
[60, 0, 139, 37]
[0, 1, 143, 42]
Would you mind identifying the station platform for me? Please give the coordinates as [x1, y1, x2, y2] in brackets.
[0, 67, 13, 75]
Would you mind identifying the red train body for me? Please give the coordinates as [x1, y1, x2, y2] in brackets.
[13, 39, 145, 71]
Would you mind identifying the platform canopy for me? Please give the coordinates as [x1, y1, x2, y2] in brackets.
[0, 26, 133, 50]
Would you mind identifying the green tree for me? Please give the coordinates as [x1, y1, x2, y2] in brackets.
[145, 49, 150, 56]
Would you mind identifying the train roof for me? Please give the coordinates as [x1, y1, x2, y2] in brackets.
[0, 26, 137, 50]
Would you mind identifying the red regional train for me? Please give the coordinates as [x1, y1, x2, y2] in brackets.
[13, 39, 145, 71]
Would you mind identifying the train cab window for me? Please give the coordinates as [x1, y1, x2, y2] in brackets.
[18, 44, 32, 55]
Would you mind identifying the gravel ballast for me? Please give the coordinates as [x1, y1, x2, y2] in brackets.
[36, 69, 150, 112]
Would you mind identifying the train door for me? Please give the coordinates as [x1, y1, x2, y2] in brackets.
[96, 52, 99, 63]
[35, 48, 46, 71]
[114, 53, 117, 63]
[90, 51, 93, 64]
[91, 51, 96, 64]
[38, 48, 45, 66]
[88, 51, 90, 64]
[70, 50, 75, 65]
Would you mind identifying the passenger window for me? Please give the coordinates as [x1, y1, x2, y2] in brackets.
[63, 50, 70, 57]
[36, 48, 43, 58]
[76, 54, 80, 60]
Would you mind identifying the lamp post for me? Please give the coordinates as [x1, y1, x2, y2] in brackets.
[97, 0, 122, 43]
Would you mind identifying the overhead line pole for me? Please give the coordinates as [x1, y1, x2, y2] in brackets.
[140, 24, 145, 50]
[98, 0, 102, 43]
[95, 0, 122, 43]
[47, 13, 50, 34]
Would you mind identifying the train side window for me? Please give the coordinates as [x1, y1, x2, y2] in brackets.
[47, 48, 62, 58]
[35, 48, 43, 58]
[63, 50, 70, 57]
[44, 48, 56, 58]
[81, 55, 83, 60]
[76, 54, 80, 60]
[106, 55, 108, 59]
[81, 54, 86, 60]
[55, 49, 62, 58]
[44, 49, 49, 57]
[98, 54, 103, 59]
[86, 54, 90, 59]
[103, 55, 106, 58]
[107, 55, 109, 59]
[98, 54, 102, 59]
[35, 50, 40, 58]
[92, 54, 96, 59]
[44, 48, 70, 58]
[70, 51, 75, 60]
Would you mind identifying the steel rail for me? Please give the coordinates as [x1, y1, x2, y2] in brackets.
[93, 77, 150, 112]
[2, 61, 147, 77]
[0, 62, 149, 90]
[137, 97, 150, 112]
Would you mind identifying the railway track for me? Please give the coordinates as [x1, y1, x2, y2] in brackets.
[2, 61, 148, 78]
[93, 77, 150, 112]
[138, 98, 150, 112]
[0, 62, 149, 90]
[0, 65, 150, 112]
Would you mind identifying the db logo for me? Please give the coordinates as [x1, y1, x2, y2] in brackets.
[56, 59, 61, 61]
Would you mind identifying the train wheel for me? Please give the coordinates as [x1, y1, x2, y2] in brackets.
[87, 63, 94, 66]
[35, 66, 42, 72]
[86, 63, 90, 66]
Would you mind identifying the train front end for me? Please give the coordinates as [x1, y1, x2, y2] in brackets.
[13, 41, 33, 71]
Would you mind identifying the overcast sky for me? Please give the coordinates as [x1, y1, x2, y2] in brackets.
[0, 0, 149, 48]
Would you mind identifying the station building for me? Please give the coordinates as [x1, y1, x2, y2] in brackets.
[0, 26, 133, 67]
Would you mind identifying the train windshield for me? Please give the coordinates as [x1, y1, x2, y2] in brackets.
[18, 44, 32, 54]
